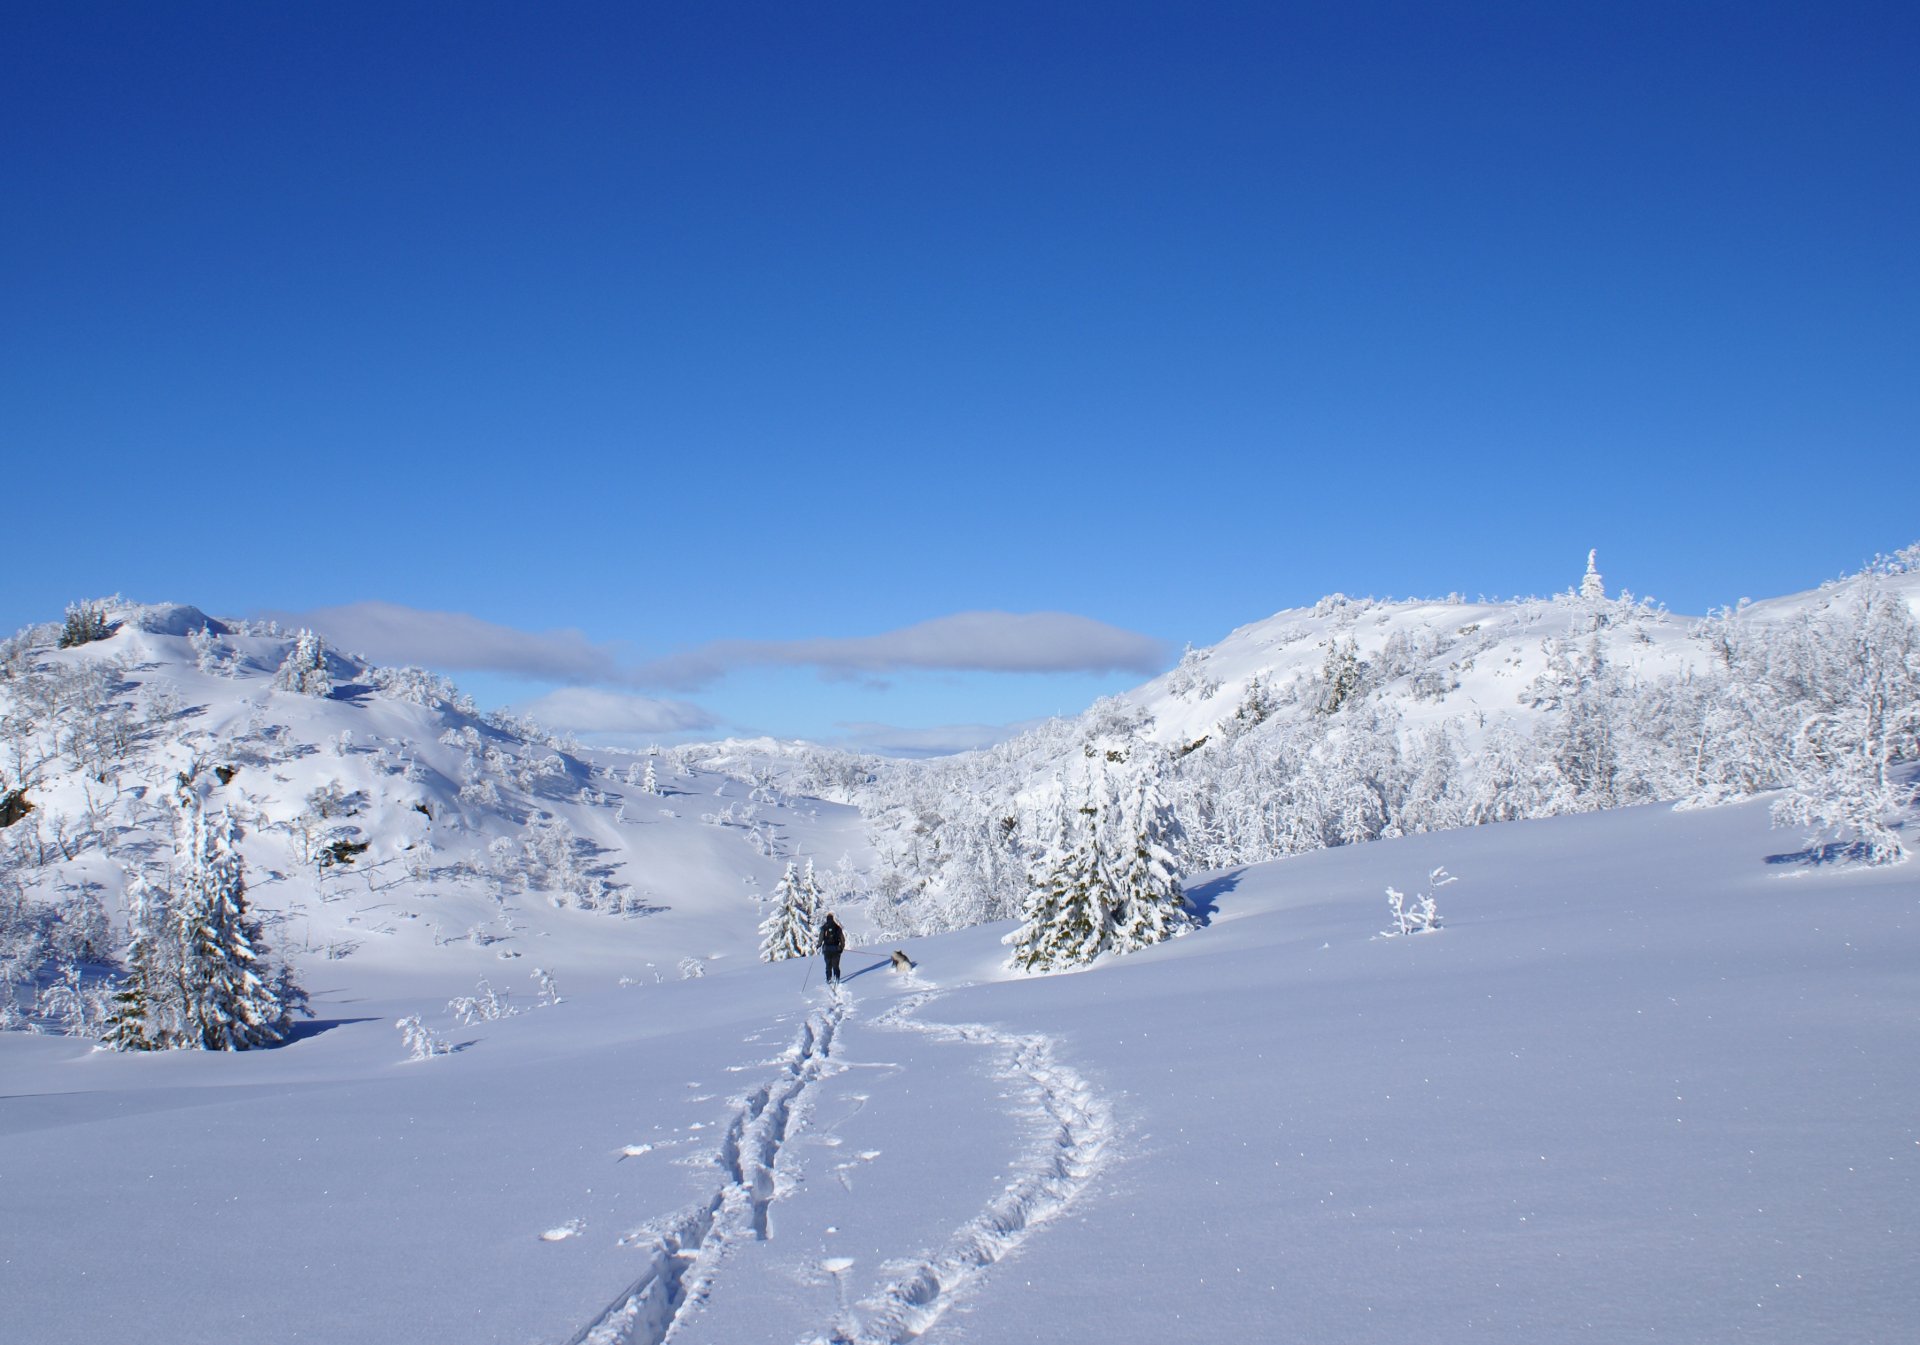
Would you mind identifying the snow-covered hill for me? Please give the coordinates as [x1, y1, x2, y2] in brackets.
[0, 602, 872, 1025]
[857, 550, 1920, 935]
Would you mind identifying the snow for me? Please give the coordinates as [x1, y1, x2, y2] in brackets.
[5, 576, 1919, 1342]
[8, 790, 1917, 1343]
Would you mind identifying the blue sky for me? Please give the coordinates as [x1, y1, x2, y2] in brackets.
[5, 2, 1915, 751]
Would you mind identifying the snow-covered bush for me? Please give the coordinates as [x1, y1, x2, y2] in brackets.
[447, 977, 513, 1024]
[395, 1014, 447, 1060]
[1383, 866, 1454, 937]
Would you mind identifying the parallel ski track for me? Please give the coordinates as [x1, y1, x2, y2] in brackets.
[813, 990, 1115, 1345]
[566, 998, 846, 1345]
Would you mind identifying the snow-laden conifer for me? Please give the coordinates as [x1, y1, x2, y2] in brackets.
[273, 629, 333, 697]
[101, 870, 177, 1050]
[758, 860, 817, 961]
[106, 775, 302, 1050]
[1005, 737, 1190, 971]
[1104, 746, 1191, 954]
[1581, 549, 1606, 600]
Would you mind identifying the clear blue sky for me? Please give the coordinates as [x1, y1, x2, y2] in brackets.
[5, 2, 1915, 750]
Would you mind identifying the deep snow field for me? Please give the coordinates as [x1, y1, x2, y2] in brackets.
[7, 791, 1916, 1344]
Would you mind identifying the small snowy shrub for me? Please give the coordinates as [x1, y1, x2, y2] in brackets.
[447, 977, 512, 1025]
[531, 966, 562, 1005]
[1383, 866, 1454, 937]
[395, 1014, 447, 1060]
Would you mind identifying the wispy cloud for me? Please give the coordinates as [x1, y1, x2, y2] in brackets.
[515, 687, 717, 737]
[263, 601, 632, 684]
[271, 602, 1168, 694]
[634, 611, 1168, 690]
[829, 718, 1048, 758]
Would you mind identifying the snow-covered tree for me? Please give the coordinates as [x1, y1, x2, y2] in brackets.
[1103, 745, 1191, 954]
[1318, 637, 1364, 714]
[105, 775, 302, 1051]
[1005, 737, 1190, 972]
[1581, 550, 1606, 600]
[1004, 805, 1103, 973]
[1769, 580, 1920, 864]
[758, 860, 818, 961]
[58, 602, 111, 649]
[273, 629, 333, 697]
[641, 759, 659, 796]
[101, 870, 174, 1050]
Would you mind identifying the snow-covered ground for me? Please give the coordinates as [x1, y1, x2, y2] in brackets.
[8, 792, 1915, 1343]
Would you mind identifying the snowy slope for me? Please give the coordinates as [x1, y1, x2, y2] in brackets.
[6, 790, 1916, 1344]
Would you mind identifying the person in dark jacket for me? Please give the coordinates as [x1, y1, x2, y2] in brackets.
[818, 913, 846, 985]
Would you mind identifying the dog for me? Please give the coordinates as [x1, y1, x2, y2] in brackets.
[889, 950, 915, 972]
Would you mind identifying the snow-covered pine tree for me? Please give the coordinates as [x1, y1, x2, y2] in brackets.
[273, 629, 333, 697]
[104, 777, 299, 1050]
[1581, 549, 1606, 600]
[1319, 637, 1363, 714]
[1104, 745, 1191, 954]
[641, 759, 659, 796]
[173, 777, 300, 1047]
[1005, 737, 1190, 971]
[1004, 803, 1103, 972]
[101, 870, 179, 1050]
[58, 601, 111, 648]
[757, 861, 817, 961]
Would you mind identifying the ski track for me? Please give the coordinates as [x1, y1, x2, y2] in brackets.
[565, 998, 846, 1345]
[810, 990, 1115, 1345]
[563, 987, 1114, 1345]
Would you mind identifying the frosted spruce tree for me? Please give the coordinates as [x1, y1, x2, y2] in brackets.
[101, 871, 179, 1050]
[1105, 745, 1192, 954]
[273, 629, 333, 696]
[758, 860, 818, 961]
[1005, 805, 1103, 972]
[1581, 549, 1606, 600]
[1005, 737, 1190, 972]
[105, 775, 303, 1050]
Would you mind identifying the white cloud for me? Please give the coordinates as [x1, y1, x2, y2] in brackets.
[636, 611, 1168, 690]
[515, 687, 717, 736]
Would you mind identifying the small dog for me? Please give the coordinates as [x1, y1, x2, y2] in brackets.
[889, 950, 915, 972]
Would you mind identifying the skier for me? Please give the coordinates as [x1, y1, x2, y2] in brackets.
[818, 911, 846, 985]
